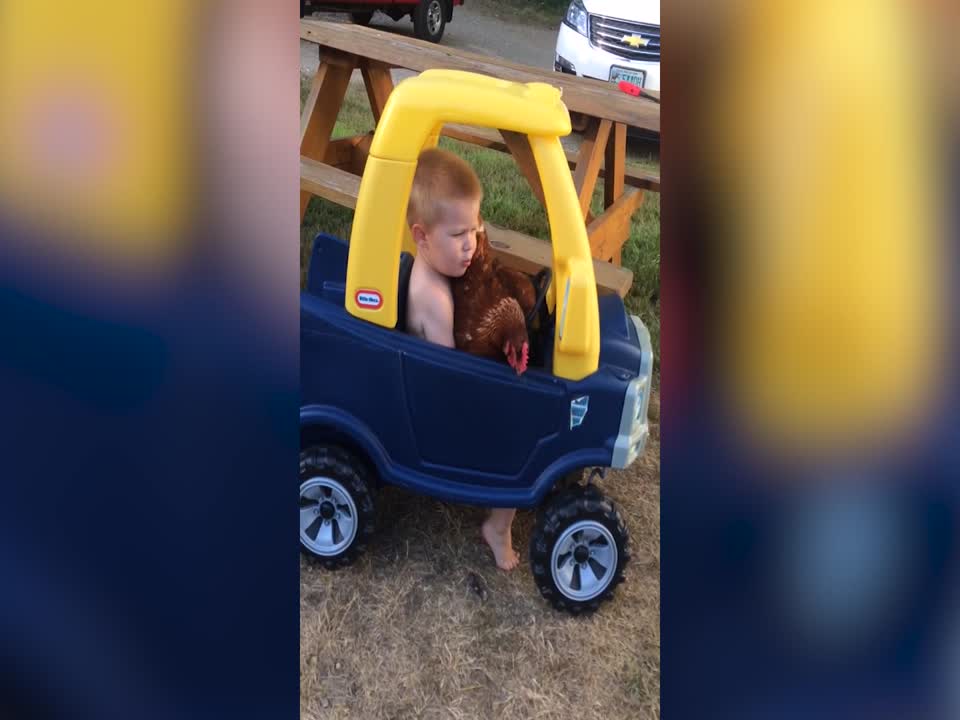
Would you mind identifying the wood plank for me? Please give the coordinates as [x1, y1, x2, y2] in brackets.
[440, 123, 660, 193]
[587, 187, 645, 264]
[351, 132, 374, 175]
[319, 48, 360, 69]
[298, 157, 633, 297]
[301, 19, 659, 133]
[500, 130, 546, 207]
[300, 62, 355, 220]
[301, 157, 361, 209]
[572, 119, 612, 217]
[323, 136, 365, 170]
[485, 222, 633, 298]
[300, 64, 327, 142]
[604, 123, 627, 208]
[300, 64, 354, 159]
[361, 60, 395, 124]
[442, 124, 505, 150]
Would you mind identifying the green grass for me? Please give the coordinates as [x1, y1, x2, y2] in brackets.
[301, 78, 660, 367]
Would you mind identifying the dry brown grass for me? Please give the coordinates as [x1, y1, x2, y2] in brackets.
[300, 396, 660, 720]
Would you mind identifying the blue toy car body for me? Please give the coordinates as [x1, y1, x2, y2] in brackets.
[302, 233, 653, 508]
[299, 70, 654, 613]
[300, 232, 653, 613]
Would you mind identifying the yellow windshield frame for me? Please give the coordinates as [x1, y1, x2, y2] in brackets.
[346, 69, 599, 380]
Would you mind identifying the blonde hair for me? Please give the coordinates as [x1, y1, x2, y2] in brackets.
[407, 148, 483, 228]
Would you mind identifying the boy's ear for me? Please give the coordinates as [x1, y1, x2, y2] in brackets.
[411, 223, 428, 247]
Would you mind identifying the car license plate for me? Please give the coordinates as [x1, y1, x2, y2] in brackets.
[609, 66, 645, 88]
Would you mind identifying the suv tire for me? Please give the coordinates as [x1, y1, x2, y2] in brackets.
[412, 0, 446, 42]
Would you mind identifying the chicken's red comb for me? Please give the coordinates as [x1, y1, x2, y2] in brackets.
[518, 342, 529, 374]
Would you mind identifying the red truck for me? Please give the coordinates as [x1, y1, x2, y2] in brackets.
[300, 0, 465, 43]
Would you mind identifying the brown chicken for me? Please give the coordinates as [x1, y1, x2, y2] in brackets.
[451, 224, 537, 374]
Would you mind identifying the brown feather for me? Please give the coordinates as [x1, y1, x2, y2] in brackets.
[451, 224, 533, 370]
[496, 265, 536, 317]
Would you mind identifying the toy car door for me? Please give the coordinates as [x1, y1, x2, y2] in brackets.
[402, 346, 566, 477]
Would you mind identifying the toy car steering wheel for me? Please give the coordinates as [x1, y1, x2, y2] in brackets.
[525, 267, 552, 335]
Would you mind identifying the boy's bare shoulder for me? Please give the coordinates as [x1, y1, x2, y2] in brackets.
[407, 262, 454, 346]
[409, 263, 452, 308]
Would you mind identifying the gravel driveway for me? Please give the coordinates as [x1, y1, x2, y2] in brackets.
[300, 4, 559, 77]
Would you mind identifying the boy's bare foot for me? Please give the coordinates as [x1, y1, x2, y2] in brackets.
[481, 516, 519, 571]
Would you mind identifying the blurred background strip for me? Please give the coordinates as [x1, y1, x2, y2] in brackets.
[0, 2, 300, 719]
[661, 0, 958, 717]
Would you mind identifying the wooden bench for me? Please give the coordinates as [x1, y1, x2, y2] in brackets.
[300, 19, 659, 295]
[441, 123, 661, 193]
[301, 157, 634, 297]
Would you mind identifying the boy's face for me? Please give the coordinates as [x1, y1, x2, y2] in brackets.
[414, 196, 482, 278]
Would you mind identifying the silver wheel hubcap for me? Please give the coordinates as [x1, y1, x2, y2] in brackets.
[427, 1, 442, 34]
[299, 477, 358, 556]
[550, 520, 618, 601]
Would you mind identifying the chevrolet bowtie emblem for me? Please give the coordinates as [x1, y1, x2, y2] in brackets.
[622, 35, 650, 48]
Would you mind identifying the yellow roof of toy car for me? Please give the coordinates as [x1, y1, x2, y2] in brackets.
[347, 69, 599, 381]
[371, 69, 572, 162]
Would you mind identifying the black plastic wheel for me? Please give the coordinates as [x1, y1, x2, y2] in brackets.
[545, 468, 584, 501]
[350, 11, 374, 26]
[299, 445, 376, 569]
[412, 0, 446, 42]
[530, 485, 630, 614]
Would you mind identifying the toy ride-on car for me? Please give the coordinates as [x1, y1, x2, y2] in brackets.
[300, 69, 653, 614]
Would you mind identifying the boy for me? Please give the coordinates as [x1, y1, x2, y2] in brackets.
[405, 147, 519, 572]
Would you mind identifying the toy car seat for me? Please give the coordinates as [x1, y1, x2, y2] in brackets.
[395, 251, 414, 332]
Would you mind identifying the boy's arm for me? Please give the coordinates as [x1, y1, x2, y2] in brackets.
[417, 287, 455, 349]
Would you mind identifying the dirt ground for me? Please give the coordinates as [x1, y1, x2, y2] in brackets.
[300, 396, 660, 720]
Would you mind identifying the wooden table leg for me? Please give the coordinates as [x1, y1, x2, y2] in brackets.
[604, 122, 627, 209]
[300, 60, 354, 222]
[501, 130, 547, 208]
[587, 188, 644, 265]
[587, 123, 644, 265]
[572, 118, 612, 219]
[597, 121, 635, 264]
[361, 60, 395, 124]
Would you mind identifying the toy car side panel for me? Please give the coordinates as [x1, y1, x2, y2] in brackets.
[596, 292, 647, 375]
[306, 233, 349, 296]
[301, 281, 640, 506]
[301, 296, 420, 468]
[401, 354, 567, 477]
[391, 341, 626, 503]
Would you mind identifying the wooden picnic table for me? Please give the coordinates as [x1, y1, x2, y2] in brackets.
[300, 19, 660, 297]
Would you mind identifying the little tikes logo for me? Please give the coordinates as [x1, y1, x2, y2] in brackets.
[355, 289, 383, 310]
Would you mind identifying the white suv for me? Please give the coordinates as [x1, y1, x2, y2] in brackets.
[554, 0, 660, 92]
